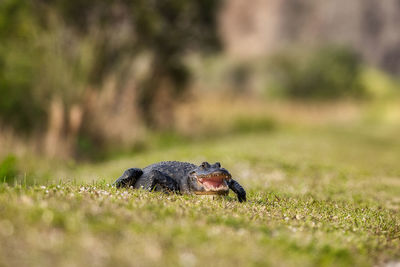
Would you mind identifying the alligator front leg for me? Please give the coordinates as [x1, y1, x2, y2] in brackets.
[147, 170, 180, 194]
[113, 168, 143, 188]
[227, 179, 246, 202]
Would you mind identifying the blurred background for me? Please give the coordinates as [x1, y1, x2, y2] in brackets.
[1, 0, 400, 183]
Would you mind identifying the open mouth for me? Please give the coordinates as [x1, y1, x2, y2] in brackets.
[196, 172, 230, 194]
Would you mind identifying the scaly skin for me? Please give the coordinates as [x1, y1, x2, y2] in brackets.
[114, 161, 246, 202]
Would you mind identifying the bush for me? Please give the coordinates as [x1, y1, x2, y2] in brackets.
[268, 47, 366, 99]
[0, 0, 47, 132]
[0, 155, 19, 184]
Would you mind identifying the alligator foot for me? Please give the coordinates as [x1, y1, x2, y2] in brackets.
[113, 168, 143, 188]
[148, 170, 180, 194]
[227, 179, 247, 202]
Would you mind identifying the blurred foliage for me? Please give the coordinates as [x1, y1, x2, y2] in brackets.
[0, 0, 47, 132]
[0, 0, 221, 134]
[268, 47, 366, 99]
[0, 155, 18, 184]
[231, 117, 276, 133]
[360, 67, 400, 99]
[1, 0, 399, 159]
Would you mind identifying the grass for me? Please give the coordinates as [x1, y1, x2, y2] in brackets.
[1, 121, 400, 266]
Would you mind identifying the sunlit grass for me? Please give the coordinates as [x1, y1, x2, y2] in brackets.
[1, 122, 400, 266]
[0, 182, 399, 267]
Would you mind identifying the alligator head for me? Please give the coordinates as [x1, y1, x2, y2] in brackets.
[188, 162, 231, 195]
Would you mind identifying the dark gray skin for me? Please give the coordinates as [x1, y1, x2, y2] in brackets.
[113, 161, 246, 202]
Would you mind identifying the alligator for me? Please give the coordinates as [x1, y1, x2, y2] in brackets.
[113, 161, 246, 202]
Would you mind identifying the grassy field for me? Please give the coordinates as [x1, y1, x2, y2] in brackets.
[1, 121, 400, 266]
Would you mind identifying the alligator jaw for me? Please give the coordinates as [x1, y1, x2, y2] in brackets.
[195, 173, 230, 194]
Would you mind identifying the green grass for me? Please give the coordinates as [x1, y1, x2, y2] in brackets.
[1, 123, 400, 267]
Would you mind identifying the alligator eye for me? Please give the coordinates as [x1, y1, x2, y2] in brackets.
[201, 162, 210, 168]
[215, 162, 221, 168]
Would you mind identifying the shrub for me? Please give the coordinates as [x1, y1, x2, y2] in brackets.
[268, 47, 366, 99]
[0, 155, 18, 184]
[0, 0, 47, 132]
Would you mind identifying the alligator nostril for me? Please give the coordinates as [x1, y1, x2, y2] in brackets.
[215, 162, 221, 168]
